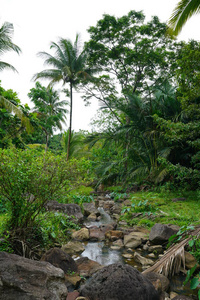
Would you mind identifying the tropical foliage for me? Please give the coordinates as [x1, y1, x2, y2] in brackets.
[168, 0, 200, 35]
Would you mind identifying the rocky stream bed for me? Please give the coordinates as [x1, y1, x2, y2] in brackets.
[0, 193, 199, 300]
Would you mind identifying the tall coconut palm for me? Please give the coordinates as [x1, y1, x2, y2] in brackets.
[168, 0, 200, 35]
[33, 34, 93, 159]
[0, 22, 21, 72]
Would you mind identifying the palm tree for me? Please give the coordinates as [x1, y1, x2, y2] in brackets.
[28, 82, 68, 151]
[168, 0, 200, 35]
[0, 22, 21, 72]
[33, 34, 93, 159]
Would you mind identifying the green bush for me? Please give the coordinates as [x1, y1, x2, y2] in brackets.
[0, 148, 80, 237]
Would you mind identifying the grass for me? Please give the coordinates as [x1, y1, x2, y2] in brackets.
[120, 190, 200, 228]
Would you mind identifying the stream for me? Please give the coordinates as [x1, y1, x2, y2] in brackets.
[79, 206, 198, 299]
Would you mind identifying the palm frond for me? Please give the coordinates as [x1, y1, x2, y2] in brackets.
[0, 96, 33, 133]
[143, 225, 200, 278]
[0, 61, 18, 72]
[168, 0, 200, 35]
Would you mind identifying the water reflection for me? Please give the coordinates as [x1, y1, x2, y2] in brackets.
[81, 241, 124, 266]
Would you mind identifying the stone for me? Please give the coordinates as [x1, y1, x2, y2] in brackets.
[41, 247, 78, 273]
[66, 290, 80, 300]
[0, 251, 67, 300]
[170, 291, 178, 298]
[80, 263, 159, 300]
[87, 213, 97, 221]
[124, 231, 148, 249]
[143, 272, 170, 293]
[46, 201, 83, 222]
[111, 239, 124, 250]
[72, 228, 90, 241]
[89, 226, 106, 241]
[76, 257, 103, 277]
[62, 241, 85, 255]
[89, 224, 115, 241]
[64, 274, 82, 288]
[148, 245, 163, 254]
[82, 202, 98, 216]
[185, 251, 198, 269]
[103, 200, 115, 211]
[134, 252, 154, 267]
[105, 230, 124, 241]
[149, 223, 179, 245]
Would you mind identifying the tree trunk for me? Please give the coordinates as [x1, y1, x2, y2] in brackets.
[67, 82, 73, 160]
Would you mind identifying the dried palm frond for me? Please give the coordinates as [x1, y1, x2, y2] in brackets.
[143, 225, 200, 278]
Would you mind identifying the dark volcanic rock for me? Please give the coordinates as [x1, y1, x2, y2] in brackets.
[41, 247, 78, 274]
[0, 251, 67, 300]
[149, 223, 179, 245]
[80, 263, 159, 300]
[46, 201, 83, 222]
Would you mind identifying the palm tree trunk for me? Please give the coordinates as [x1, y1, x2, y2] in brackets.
[67, 82, 73, 160]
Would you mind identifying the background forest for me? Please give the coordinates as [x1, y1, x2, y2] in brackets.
[0, 8, 200, 252]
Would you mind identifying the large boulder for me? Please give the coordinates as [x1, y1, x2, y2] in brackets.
[80, 263, 159, 300]
[149, 223, 179, 245]
[41, 247, 78, 274]
[46, 201, 83, 222]
[0, 251, 67, 300]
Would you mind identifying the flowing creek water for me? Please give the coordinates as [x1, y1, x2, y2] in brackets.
[78, 206, 198, 298]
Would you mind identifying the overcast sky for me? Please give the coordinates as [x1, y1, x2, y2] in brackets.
[1, 0, 199, 131]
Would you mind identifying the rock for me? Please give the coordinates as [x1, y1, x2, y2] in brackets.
[80, 263, 159, 300]
[64, 274, 82, 288]
[122, 253, 133, 259]
[111, 239, 124, 250]
[66, 290, 80, 300]
[0, 251, 67, 300]
[149, 223, 179, 245]
[148, 245, 163, 254]
[87, 213, 97, 221]
[41, 247, 78, 273]
[76, 257, 103, 277]
[46, 201, 83, 222]
[82, 202, 98, 216]
[89, 226, 106, 241]
[134, 252, 154, 267]
[72, 228, 90, 241]
[103, 200, 115, 211]
[185, 251, 198, 269]
[89, 224, 115, 241]
[62, 241, 85, 255]
[143, 272, 170, 293]
[124, 231, 148, 249]
[170, 291, 178, 298]
[105, 230, 124, 241]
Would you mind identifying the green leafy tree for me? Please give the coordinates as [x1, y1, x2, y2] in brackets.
[83, 11, 182, 185]
[0, 22, 21, 72]
[168, 0, 200, 36]
[33, 34, 95, 159]
[28, 82, 68, 151]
